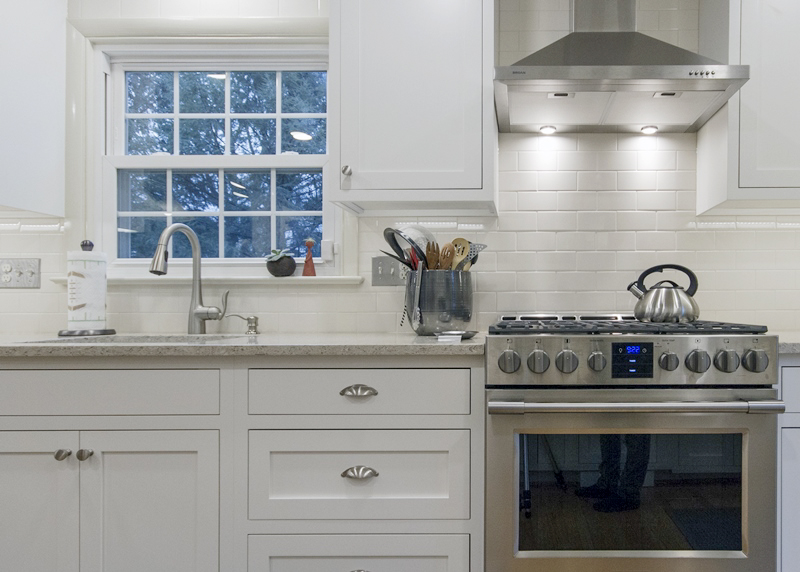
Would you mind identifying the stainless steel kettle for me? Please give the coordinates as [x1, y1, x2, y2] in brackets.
[627, 264, 700, 323]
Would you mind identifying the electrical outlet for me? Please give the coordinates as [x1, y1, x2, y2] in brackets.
[371, 256, 409, 286]
[0, 258, 41, 289]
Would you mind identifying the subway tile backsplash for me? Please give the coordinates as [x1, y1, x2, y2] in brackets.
[7, 136, 800, 338]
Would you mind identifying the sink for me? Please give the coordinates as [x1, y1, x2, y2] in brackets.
[27, 334, 250, 344]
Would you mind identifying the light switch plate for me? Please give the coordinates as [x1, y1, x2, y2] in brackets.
[371, 256, 409, 286]
[0, 258, 41, 288]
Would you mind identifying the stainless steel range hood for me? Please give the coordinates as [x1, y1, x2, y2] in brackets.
[494, 0, 749, 134]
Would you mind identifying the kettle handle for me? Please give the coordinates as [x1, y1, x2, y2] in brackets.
[634, 264, 698, 297]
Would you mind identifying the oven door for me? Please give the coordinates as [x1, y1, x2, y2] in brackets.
[485, 388, 784, 572]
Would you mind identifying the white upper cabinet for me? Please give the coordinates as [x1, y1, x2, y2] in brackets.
[327, 0, 497, 216]
[697, 0, 800, 213]
[0, 0, 66, 217]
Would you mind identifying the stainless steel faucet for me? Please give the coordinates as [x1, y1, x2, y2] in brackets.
[149, 223, 228, 334]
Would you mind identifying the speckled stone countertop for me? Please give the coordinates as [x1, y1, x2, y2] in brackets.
[773, 332, 800, 355]
[0, 332, 486, 358]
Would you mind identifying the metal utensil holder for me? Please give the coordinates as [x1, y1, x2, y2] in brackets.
[404, 269, 473, 335]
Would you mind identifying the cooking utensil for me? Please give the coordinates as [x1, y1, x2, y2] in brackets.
[439, 242, 455, 271]
[456, 242, 487, 271]
[383, 227, 428, 270]
[410, 248, 420, 270]
[426, 241, 440, 270]
[380, 250, 412, 268]
[451, 238, 470, 270]
[627, 264, 700, 323]
[411, 269, 424, 330]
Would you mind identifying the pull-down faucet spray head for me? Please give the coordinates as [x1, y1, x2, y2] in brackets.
[149, 243, 169, 276]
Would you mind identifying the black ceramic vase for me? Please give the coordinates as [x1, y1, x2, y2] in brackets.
[267, 257, 296, 277]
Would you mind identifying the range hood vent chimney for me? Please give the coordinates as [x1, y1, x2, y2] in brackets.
[494, 0, 749, 134]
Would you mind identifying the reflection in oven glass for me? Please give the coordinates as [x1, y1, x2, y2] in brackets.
[518, 433, 742, 552]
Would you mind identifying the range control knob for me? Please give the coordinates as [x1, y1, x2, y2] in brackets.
[555, 349, 579, 374]
[658, 351, 680, 371]
[714, 349, 740, 373]
[498, 350, 522, 373]
[587, 351, 607, 372]
[742, 349, 770, 373]
[527, 349, 551, 374]
[685, 349, 711, 373]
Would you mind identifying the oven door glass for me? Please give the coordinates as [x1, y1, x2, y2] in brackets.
[517, 432, 743, 552]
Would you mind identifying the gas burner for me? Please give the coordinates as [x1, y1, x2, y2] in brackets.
[489, 314, 768, 335]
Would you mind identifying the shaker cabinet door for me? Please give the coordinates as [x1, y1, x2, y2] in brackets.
[78, 430, 219, 572]
[337, 0, 483, 191]
[738, 0, 800, 189]
[0, 431, 80, 572]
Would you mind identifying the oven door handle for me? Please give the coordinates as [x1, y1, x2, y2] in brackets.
[487, 399, 785, 414]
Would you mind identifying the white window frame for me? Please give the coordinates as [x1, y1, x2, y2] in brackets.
[92, 41, 340, 279]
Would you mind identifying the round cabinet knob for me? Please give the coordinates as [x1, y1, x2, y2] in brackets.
[659, 351, 680, 371]
[714, 349, 740, 373]
[526, 349, 550, 374]
[742, 349, 770, 373]
[76, 449, 94, 462]
[587, 351, 607, 372]
[341, 165, 353, 176]
[685, 349, 711, 373]
[54, 449, 72, 461]
[498, 349, 522, 373]
[555, 349, 579, 374]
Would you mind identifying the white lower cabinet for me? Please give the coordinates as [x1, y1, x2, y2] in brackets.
[0, 430, 219, 572]
[248, 534, 469, 572]
[782, 427, 800, 571]
[781, 365, 800, 572]
[0, 358, 483, 572]
[245, 365, 481, 572]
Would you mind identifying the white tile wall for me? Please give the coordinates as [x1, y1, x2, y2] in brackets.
[2, 1, 800, 339]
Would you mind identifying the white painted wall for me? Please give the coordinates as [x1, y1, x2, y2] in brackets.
[2, 0, 800, 338]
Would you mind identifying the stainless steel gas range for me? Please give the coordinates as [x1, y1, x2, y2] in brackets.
[484, 314, 783, 572]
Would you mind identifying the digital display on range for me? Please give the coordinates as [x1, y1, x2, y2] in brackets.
[612, 342, 654, 378]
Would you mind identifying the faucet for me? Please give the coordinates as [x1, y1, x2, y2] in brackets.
[149, 223, 228, 334]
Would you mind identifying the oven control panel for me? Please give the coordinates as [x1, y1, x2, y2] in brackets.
[487, 334, 778, 387]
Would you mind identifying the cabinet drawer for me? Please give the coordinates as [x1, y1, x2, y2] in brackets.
[249, 429, 470, 520]
[248, 368, 470, 415]
[0, 370, 219, 415]
[248, 534, 468, 572]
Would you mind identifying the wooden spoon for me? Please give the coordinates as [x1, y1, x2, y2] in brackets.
[450, 238, 470, 270]
[439, 242, 455, 271]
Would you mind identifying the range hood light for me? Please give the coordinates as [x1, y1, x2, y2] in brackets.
[641, 126, 658, 135]
[540, 126, 557, 135]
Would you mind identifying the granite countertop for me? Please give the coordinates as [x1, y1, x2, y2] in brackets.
[0, 332, 486, 358]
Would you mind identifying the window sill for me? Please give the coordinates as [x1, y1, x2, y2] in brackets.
[51, 275, 364, 287]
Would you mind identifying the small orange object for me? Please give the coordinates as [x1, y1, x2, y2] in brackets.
[302, 237, 316, 276]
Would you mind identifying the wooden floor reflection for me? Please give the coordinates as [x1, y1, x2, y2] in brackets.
[518, 479, 741, 551]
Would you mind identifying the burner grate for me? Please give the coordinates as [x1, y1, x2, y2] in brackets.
[488, 318, 768, 335]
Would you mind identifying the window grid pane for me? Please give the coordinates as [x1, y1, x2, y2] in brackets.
[124, 70, 326, 157]
[118, 168, 321, 260]
[119, 67, 326, 261]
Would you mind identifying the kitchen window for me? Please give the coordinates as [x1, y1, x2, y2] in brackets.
[100, 50, 334, 273]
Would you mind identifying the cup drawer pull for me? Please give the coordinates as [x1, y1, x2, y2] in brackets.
[341, 465, 380, 479]
[339, 384, 378, 397]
